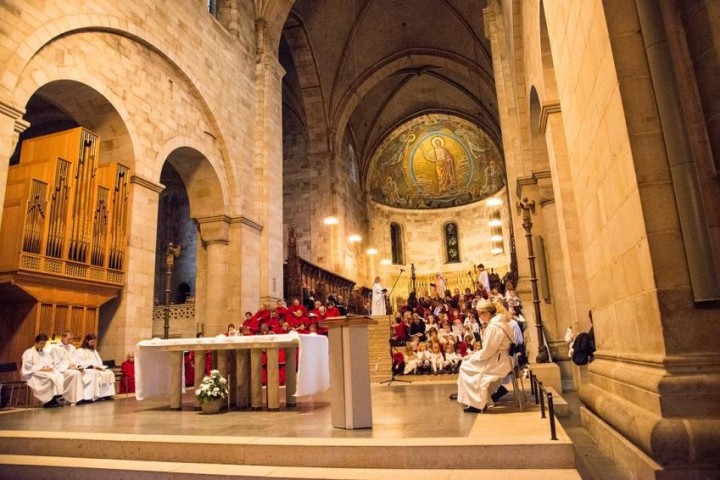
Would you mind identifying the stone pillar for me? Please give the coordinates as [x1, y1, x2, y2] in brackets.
[0, 100, 30, 228]
[536, 188, 572, 360]
[197, 217, 229, 335]
[100, 175, 163, 362]
[543, 108, 591, 337]
[254, 43, 285, 306]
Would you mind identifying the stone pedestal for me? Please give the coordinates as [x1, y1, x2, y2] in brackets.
[531, 362, 562, 394]
[326, 315, 377, 429]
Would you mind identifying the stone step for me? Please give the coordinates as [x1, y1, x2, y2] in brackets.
[546, 387, 569, 417]
[0, 455, 583, 480]
[0, 422, 575, 470]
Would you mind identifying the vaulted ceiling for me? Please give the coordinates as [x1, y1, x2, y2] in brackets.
[280, 0, 499, 186]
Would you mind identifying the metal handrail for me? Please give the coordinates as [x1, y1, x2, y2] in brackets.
[529, 369, 558, 440]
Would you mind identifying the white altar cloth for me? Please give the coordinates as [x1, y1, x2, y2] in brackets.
[135, 332, 329, 401]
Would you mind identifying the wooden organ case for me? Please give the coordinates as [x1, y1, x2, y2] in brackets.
[0, 128, 130, 370]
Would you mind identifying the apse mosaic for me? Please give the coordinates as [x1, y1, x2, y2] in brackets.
[368, 114, 505, 209]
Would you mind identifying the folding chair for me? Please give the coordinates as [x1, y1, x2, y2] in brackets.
[509, 364, 526, 412]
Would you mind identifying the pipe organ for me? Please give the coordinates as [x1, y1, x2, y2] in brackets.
[0, 127, 129, 370]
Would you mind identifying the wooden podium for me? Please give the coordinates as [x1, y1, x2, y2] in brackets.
[325, 315, 378, 429]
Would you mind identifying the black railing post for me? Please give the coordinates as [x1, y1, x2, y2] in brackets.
[538, 381, 546, 418]
[530, 371, 535, 397]
[547, 392, 558, 441]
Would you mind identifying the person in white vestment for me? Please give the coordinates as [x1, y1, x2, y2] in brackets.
[21, 333, 65, 408]
[477, 264, 490, 293]
[51, 331, 90, 405]
[73, 333, 116, 401]
[454, 300, 515, 413]
[490, 303, 526, 404]
[371, 276, 387, 316]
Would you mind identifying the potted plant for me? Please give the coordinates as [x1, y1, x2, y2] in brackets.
[195, 369, 228, 414]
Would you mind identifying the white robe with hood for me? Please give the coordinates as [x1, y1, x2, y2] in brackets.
[456, 314, 514, 410]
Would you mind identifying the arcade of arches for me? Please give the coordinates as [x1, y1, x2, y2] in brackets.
[0, 1, 718, 478]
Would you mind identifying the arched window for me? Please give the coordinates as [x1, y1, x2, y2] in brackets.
[390, 222, 404, 265]
[444, 222, 461, 263]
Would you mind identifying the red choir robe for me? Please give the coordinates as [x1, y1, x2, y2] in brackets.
[265, 316, 282, 334]
[119, 359, 136, 393]
[275, 306, 288, 322]
[287, 304, 309, 330]
[183, 351, 195, 387]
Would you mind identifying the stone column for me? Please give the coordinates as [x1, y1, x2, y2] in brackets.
[253, 39, 285, 306]
[0, 100, 30, 228]
[543, 107, 591, 336]
[197, 216, 229, 335]
[536, 180, 572, 360]
[100, 175, 163, 362]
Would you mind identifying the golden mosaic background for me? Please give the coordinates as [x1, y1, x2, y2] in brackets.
[368, 115, 504, 209]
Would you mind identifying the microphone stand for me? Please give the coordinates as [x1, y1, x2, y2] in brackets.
[379, 269, 411, 386]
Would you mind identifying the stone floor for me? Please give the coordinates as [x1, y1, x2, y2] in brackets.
[0, 380, 626, 479]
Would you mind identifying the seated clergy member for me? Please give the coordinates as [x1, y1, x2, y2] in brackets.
[73, 333, 116, 401]
[21, 333, 66, 408]
[54, 330, 95, 404]
[49, 332, 86, 405]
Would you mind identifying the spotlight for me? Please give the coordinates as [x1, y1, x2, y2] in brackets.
[486, 197, 503, 207]
[348, 234, 362, 243]
[323, 216, 339, 225]
[380, 258, 392, 266]
[366, 248, 378, 255]
[489, 219, 502, 227]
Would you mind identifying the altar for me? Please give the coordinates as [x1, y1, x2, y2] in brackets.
[135, 332, 329, 410]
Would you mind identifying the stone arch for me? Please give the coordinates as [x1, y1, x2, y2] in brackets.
[528, 86, 551, 173]
[331, 50, 497, 156]
[160, 145, 227, 219]
[538, 0, 559, 104]
[4, 16, 236, 203]
[13, 79, 134, 171]
[282, 11, 330, 155]
[261, 0, 297, 53]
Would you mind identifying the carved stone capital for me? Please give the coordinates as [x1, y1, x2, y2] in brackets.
[516, 170, 552, 202]
[538, 102, 561, 134]
[130, 175, 165, 194]
[196, 215, 230, 245]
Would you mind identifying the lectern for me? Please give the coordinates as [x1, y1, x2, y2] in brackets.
[325, 314, 377, 429]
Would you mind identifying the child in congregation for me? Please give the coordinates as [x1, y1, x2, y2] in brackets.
[429, 342, 445, 374]
[403, 344, 419, 375]
[415, 342, 431, 373]
[458, 334, 474, 358]
[438, 323, 454, 344]
[451, 317, 464, 342]
[444, 341, 461, 373]
[391, 347, 405, 376]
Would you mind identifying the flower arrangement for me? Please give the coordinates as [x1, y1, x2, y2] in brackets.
[195, 369, 228, 404]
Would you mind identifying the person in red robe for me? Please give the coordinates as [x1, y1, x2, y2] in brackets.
[287, 298, 309, 331]
[246, 304, 271, 334]
[322, 301, 342, 335]
[309, 300, 327, 335]
[266, 311, 282, 334]
[274, 300, 288, 323]
[183, 351, 195, 387]
[119, 351, 136, 393]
